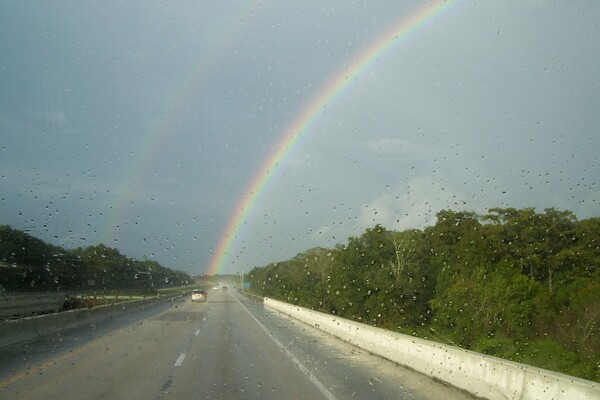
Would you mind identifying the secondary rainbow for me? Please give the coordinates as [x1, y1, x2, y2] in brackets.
[100, 1, 262, 246]
[207, 0, 457, 275]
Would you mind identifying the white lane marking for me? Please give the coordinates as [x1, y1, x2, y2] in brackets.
[234, 296, 338, 400]
[174, 352, 186, 367]
[194, 329, 201, 336]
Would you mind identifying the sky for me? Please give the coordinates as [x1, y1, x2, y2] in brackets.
[1, 1, 599, 276]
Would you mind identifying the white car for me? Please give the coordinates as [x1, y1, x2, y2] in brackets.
[191, 289, 207, 302]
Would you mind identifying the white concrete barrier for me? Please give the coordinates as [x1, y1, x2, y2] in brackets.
[264, 297, 600, 400]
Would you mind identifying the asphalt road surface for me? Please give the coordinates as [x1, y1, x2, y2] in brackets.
[0, 290, 474, 399]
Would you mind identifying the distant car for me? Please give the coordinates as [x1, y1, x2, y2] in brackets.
[221, 286, 228, 291]
[213, 285, 219, 290]
[191, 289, 207, 302]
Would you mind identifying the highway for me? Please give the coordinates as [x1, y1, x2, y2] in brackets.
[0, 290, 473, 399]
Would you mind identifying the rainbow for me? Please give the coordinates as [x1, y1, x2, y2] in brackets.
[207, 0, 458, 275]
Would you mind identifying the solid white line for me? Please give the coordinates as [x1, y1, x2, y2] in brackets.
[194, 329, 201, 336]
[174, 352, 186, 367]
[234, 296, 338, 400]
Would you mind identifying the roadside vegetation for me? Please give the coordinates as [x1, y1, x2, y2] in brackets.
[0, 225, 193, 293]
[246, 207, 599, 382]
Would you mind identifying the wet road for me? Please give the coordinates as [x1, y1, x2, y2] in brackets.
[0, 290, 473, 399]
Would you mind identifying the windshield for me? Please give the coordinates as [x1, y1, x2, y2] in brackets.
[1, 1, 599, 398]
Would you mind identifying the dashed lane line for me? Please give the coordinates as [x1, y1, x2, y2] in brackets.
[174, 353, 186, 367]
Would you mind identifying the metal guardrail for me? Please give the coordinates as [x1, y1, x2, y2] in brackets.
[1, 294, 182, 348]
[0, 293, 66, 318]
[0, 287, 192, 319]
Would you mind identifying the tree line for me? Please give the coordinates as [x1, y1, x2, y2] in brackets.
[246, 207, 599, 382]
[0, 225, 192, 292]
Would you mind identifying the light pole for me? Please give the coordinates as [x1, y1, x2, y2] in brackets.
[237, 272, 244, 292]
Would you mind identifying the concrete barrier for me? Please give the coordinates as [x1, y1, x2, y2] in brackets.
[264, 297, 600, 400]
[0, 295, 177, 348]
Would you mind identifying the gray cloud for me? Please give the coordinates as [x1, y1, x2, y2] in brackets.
[1, 1, 598, 274]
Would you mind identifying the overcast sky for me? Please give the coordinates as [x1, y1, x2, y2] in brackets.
[1, 1, 599, 275]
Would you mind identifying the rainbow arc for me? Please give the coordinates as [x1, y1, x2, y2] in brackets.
[207, 1, 457, 275]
